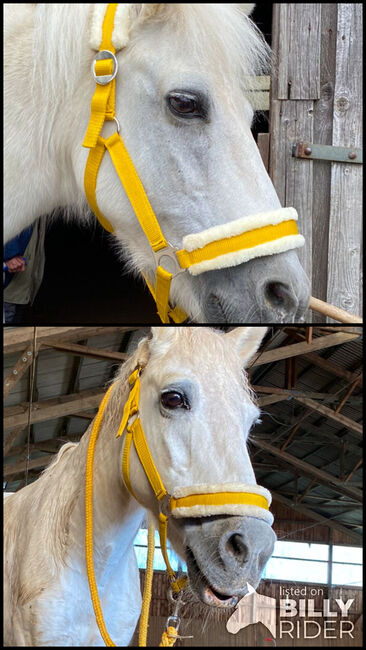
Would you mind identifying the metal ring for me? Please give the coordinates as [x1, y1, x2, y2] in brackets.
[92, 50, 118, 85]
[113, 116, 121, 135]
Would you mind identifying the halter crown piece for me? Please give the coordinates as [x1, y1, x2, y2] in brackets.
[85, 364, 273, 646]
[83, 3, 305, 323]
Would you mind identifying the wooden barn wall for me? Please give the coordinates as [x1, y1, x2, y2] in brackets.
[133, 573, 362, 646]
[269, 4, 362, 322]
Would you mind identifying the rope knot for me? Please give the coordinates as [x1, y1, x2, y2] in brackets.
[159, 626, 179, 647]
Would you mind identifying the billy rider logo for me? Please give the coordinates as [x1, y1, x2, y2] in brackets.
[226, 584, 355, 640]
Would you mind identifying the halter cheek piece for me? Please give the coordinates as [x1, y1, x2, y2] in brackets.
[83, 3, 305, 323]
[85, 364, 274, 645]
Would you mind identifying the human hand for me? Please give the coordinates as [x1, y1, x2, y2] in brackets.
[5, 256, 26, 273]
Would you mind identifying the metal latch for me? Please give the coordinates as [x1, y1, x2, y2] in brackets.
[293, 142, 362, 164]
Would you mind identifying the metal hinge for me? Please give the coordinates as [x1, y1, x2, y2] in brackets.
[292, 142, 362, 164]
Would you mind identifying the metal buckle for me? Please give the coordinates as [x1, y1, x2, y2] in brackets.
[153, 243, 186, 278]
[92, 50, 118, 85]
[158, 493, 172, 518]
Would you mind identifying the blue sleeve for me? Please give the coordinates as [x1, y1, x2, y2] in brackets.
[4, 226, 33, 261]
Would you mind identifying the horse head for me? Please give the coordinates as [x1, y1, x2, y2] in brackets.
[121, 326, 276, 607]
[72, 3, 310, 322]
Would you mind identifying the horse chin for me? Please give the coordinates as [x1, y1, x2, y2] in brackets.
[185, 546, 240, 609]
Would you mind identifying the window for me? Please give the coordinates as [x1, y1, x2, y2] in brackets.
[133, 533, 362, 587]
[263, 541, 329, 584]
[331, 545, 362, 587]
[134, 528, 187, 572]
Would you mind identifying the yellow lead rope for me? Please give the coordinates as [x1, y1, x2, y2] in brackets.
[139, 519, 156, 647]
[85, 383, 159, 647]
[85, 384, 116, 647]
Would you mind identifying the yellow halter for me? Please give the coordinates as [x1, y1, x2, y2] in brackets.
[85, 364, 273, 646]
[83, 3, 304, 323]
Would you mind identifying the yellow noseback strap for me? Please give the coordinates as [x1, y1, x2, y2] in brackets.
[176, 220, 300, 271]
[170, 492, 269, 511]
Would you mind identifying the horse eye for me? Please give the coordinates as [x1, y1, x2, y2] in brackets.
[167, 92, 204, 119]
[161, 391, 189, 410]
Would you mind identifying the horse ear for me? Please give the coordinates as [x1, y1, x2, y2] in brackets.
[148, 327, 178, 357]
[225, 327, 267, 366]
[236, 4, 256, 16]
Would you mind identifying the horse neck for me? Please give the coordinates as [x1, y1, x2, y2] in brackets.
[65, 397, 145, 578]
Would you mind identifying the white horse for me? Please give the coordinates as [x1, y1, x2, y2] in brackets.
[4, 326, 276, 646]
[4, 3, 310, 323]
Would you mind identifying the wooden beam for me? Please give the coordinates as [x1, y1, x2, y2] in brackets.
[294, 397, 362, 437]
[309, 296, 362, 324]
[334, 374, 362, 414]
[345, 458, 363, 484]
[3, 348, 38, 398]
[251, 438, 363, 502]
[302, 351, 363, 387]
[3, 454, 55, 478]
[4, 434, 83, 458]
[41, 341, 129, 363]
[251, 331, 360, 367]
[3, 326, 137, 355]
[3, 388, 105, 430]
[257, 395, 289, 407]
[3, 427, 25, 455]
[252, 385, 337, 400]
[272, 491, 362, 543]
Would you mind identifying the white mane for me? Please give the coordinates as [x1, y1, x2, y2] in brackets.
[31, 4, 270, 99]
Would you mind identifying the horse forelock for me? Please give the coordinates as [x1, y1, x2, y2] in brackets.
[126, 3, 270, 95]
[31, 4, 269, 102]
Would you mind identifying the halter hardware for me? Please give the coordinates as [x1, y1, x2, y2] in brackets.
[92, 50, 118, 85]
[152, 243, 186, 278]
[85, 362, 273, 646]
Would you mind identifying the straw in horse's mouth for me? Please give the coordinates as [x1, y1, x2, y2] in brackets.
[186, 546, 238, 608]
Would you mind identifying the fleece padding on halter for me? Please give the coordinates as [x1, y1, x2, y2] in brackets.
[179, 208, 304, 276]
[89, 3, 131, 51]
[169, 483, 274, 525]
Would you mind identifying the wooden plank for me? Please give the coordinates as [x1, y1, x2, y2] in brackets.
[3, 427, 25, 455]
[327, 4, 363, 320]
[270, 99, 314, 319]
[272, 491, 362, 543]
[3, 388, 105, 430]
[257, 133, 270, 171]
[272, 4, 321, 100]
[311, 4, 338, 314]
[3, 326, 135, 355]
[257, 395, 289, 407]
[251, 438, 363, 502]
[294, 397, 363, 436]
[3, 347, 36, 398]
[41, 341, 129, 363]
[251, 331, 360, 366]
[4, 454, 55, 479]
[252, 386, 336, 400]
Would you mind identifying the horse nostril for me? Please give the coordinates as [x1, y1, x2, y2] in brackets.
[226, 533, 248, 565]
[264, 281, 297, 311]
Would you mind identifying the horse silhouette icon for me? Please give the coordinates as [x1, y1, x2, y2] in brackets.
[227, 583, 277, 638]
